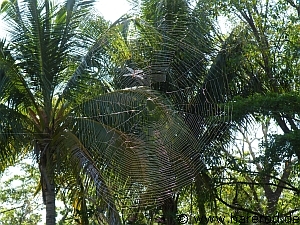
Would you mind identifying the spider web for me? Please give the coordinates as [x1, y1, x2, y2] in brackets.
[73, 11, 234, 210]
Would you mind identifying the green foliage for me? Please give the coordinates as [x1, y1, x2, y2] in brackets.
[197, 0, 300, 222]
[0, 160, 43, 224]
[231, 92, 300, 122]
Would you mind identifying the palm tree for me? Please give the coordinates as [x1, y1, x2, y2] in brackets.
[0, 0, 115, 223]
[0, 0, 202, 224]
[111, 1, 245, 224]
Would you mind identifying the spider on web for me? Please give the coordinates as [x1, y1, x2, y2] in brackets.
[123, 67, 145, 79]
[122, 67, 150, 86]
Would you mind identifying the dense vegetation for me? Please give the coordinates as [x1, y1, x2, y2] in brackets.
[0, 0, 300, 224]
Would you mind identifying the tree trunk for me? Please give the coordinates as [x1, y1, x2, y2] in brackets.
[195, 172, 212, 225]
[39, 145, 56, 225]
[45, 181, 56, 225]
[162, 197, 178, 225]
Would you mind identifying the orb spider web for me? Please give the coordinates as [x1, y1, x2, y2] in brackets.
[72, 8, 237, 212]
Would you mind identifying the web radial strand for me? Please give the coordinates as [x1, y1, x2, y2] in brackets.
[74, 14, 233, 209]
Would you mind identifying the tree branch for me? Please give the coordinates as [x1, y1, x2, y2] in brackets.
[0, 206, 23, 214]
[215, 194, 265, 217]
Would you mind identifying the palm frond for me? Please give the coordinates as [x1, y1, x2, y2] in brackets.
[66, 88, 203, 208]
[59, 15, 132, 102]
[0, 104, 32, 172]
[52, 128, 122, 224]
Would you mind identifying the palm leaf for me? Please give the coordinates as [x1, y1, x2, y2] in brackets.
[65, 88, 203, 208]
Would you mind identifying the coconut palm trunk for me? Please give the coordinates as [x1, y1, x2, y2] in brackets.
[45, 175, 56, 225]
[40, 152, 56, 225]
